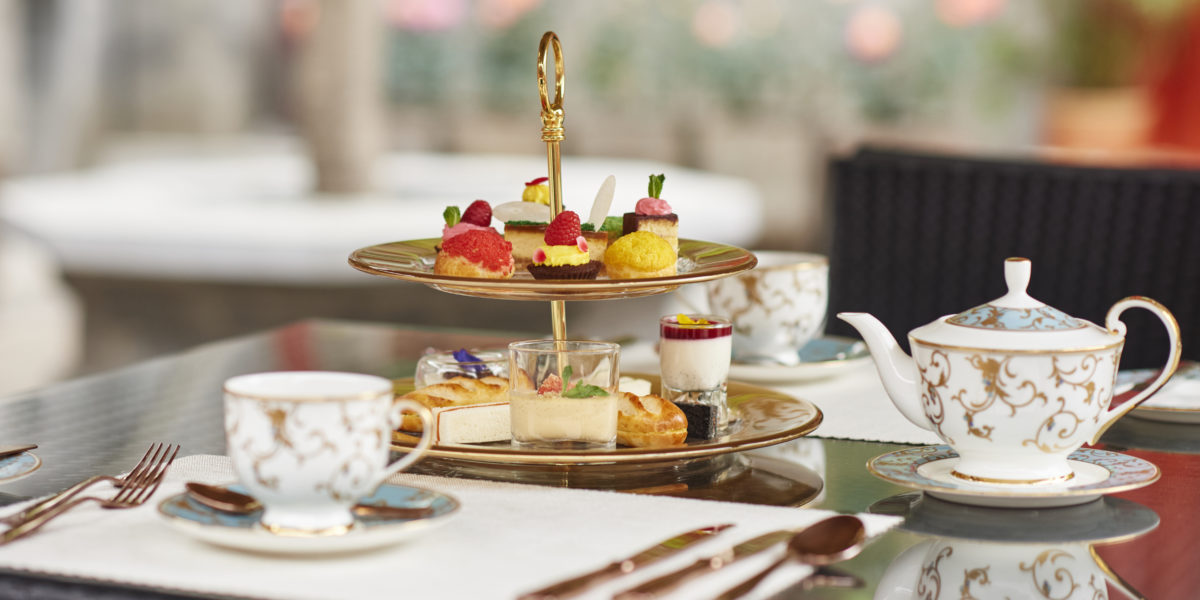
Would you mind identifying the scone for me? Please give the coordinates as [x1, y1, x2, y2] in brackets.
[604, 231, 677, 279]
[616, 392, 688, 448]
[398, 375, 510, 431]
[434, 229, 514, 279]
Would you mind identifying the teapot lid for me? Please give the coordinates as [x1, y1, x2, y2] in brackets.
[909, 258, 1121, 351]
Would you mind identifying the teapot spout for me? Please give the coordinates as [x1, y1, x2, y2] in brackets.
[837, 312, 932, 432]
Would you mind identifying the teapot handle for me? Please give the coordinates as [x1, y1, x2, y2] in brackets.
[1091, 296, 1182, 444]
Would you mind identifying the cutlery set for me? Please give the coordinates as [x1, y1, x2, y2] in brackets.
[0, 443, 179, 545]
[520, 517, 866, 600]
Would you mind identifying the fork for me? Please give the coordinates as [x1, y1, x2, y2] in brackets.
[0, 444, 179, 545]
[0, 443, 176, 527]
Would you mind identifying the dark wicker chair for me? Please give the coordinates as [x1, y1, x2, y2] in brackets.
[825, 147, 1200, 369]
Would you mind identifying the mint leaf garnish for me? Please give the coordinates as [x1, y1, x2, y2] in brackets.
[561, 365, 573, 383]
[563, 383, 609, 398]
[600, 216, 623, 234]
[648, 174, 665, 199]
[443, 206, 461, 226]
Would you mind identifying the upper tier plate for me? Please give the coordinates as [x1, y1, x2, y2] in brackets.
[348, 238, 757, 301]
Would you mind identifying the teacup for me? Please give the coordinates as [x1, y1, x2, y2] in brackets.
[702, 251, 828, 366]
[224, 371, 433, 534]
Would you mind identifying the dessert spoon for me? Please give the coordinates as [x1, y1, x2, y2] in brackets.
[184, 482, 434, 519]
[713, 515, 866, 600]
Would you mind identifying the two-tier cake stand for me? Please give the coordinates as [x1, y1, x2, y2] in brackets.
[348, 33, 823, 504]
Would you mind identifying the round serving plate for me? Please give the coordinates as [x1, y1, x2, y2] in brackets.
[390, 373, 822, 466]
[348, 238, 757, 301]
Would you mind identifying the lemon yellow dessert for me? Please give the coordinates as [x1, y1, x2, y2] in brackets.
[603, 231, 677, 279]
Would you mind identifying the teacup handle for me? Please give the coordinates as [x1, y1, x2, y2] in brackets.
[379, 399, 435, 483]
[1092, 296, 1182, 444]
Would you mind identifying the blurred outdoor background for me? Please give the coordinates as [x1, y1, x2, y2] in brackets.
[2, 0, 1200, 390]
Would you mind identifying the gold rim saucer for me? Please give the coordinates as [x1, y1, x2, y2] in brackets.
[348, 238, 757, 301]
[390, 373, 822, 466]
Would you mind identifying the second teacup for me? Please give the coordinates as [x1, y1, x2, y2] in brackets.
[703, 251, 829, 366]
[224, 371, 433, 534]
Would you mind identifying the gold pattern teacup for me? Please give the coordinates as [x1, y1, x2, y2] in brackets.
[703, 251, 829, 366]
[224, 371, 433, 534]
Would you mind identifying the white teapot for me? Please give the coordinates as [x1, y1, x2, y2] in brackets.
[839, 257, 1181, 483]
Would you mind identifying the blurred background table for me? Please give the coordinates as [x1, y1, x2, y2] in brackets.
[0, 319, 1194, 599]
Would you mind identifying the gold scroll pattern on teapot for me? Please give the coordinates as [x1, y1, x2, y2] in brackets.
[225, 397, 389, 502]
[917, 349, 1118, 453]
[918, 545, 1106, 600]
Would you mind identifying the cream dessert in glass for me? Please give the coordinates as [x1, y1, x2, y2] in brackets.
[659, 314, 733, 433]
[508, 340, 619, 449]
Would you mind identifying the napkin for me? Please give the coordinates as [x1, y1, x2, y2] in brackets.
[0, 455, 901, 600]
[623, 343, 941, 446]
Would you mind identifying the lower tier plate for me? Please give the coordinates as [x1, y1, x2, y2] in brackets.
[390, 373, 822, 466]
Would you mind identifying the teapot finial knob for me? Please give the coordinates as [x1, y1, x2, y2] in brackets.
[1004, 257, 1032, 296]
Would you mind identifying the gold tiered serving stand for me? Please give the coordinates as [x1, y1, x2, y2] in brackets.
[348, 33, 822, 504]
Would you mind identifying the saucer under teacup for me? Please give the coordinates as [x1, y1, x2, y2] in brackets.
[726, 336, 870, 384]
[0, 451, 40, 484]
[157, 483, 459, 555]
[866, 445, 1159, 508]
[1119, 361, 1200, 424]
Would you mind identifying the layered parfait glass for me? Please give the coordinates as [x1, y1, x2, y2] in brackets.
[508, 340, 620, 450]
[659, 314, 734, 432]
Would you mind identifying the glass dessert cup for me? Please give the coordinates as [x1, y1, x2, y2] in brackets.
[414, 349, 508, 388]
[659, 314, 734, 433]
[508, 340, 620, 450]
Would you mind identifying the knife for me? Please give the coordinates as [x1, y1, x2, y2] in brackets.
[0, 444, 36, 459]
[613, 529, 795, 599]
[517, 524, 733, 600]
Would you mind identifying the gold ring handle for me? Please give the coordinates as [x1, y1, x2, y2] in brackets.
[537, 32, 564, 116]
[1092, 296, 1182, 443]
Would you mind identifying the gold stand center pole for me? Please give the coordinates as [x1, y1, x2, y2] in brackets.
[538, 32, 567, 342]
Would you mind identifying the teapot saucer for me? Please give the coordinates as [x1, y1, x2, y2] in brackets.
[867, 445, 1159, 508]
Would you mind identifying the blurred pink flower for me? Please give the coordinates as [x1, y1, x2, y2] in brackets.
[693, 0, 740, 47]
[845, 4, 902, 62]
[478, 0, 542, 29]
[386, 0, 467, 31]
[936, 0, 1005, 27]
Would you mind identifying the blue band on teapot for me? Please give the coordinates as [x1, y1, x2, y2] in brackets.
[947, 304, 1086, 331]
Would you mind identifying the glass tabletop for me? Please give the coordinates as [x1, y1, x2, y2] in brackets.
[0, 320, 1194, 599]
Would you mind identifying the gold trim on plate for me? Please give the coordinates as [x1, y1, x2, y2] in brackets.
[389, 373, 821, 466]
[950, 470, 1075, 485]
[348, 239, 758, 301]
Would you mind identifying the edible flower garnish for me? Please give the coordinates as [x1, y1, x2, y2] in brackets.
[443, 205, 462, 227]
[559, 365, 609, 398]
[451, 348, 492, 378]
[676, 314, 712, 326]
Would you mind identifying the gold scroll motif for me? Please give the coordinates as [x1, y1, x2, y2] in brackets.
[918, 352, 1107, 453]
[1021, 355, 1105, 453]
[1018, 549, 1080, 600]
[918, 351, 952, 443]
[918, 546, 952, 600]
[959, 566, 990, 599]
[228, 398, 385, 502]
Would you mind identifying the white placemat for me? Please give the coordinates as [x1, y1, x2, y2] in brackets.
[623, 344, 940, 446]
[0, 455, 901, 600]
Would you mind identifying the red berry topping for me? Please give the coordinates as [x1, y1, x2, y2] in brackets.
[544, 211, 582, 246]
[525, 177, 549, 186]
[440, 229, 513, 271]
[537, 374, 563, 395]
[461, 200, 492, 227]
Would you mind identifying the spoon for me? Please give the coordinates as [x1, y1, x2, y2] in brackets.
[713, 515, 866, 600]
[185, 482, 434, 519]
